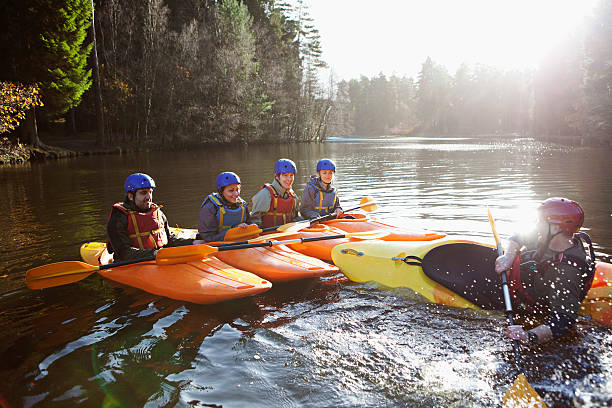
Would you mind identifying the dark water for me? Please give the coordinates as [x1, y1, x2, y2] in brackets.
[0, 135, 611, 407]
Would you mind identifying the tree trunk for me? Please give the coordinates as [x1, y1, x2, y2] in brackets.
[66, 108, 77, 135]
[91, 0, 105, 147]
[21, 107, 44, 148]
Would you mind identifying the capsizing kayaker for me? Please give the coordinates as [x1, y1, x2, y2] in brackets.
[106, 173, 193, 261]
[495, 197, 596, 346]
[250, 158, 301, 228]
[197, 171, 256, 242]
[299, 158, 344, 220]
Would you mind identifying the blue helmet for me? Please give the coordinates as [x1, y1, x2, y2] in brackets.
[124, 173, 156, 194]
[316, 158, 336, 172]
[216, 171, 241, 191]
[274, 158, 297, 175]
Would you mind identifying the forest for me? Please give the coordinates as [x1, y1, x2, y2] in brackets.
[0, 0, 610, 155]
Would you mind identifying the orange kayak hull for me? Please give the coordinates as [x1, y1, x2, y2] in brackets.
[80, 243, 271, 304]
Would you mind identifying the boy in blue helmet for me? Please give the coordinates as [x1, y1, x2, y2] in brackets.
[197, 172, 255, 242]
[106, 173, 193, 261]
[251, 158, 301, 228]
[300, 159, 343, 220]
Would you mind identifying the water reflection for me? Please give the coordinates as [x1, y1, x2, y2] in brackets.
[0, 135, 610, 407]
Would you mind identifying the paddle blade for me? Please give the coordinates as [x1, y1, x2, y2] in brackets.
[248, 231, 297, 242]
[224, 225, 262, 242]
[26, 261, 98, 289]
[359, 196, 377, 212]
[156, 244, 219, 265]
[502, 373, 547, 408]
[276, 220, 310, 233]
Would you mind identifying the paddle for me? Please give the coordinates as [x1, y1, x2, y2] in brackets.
[26, 230, 388, 289]
[488, 208, 547, 408]
[259, 196, 378, 235]
[26, 256, 155, 290]
[155, 229, 389, 264]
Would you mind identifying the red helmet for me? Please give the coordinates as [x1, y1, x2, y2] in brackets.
[538, 197, 584, 234]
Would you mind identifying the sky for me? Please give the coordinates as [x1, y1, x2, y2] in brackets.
[304, 0, 600, 81]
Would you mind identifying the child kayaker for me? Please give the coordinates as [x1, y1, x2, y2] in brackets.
[107, 173, 193, 261]
[197, 171, 255, 242]
[300, 158, 343, 220]
[494, 197, 596, 346]
[250, 158, 300, 228]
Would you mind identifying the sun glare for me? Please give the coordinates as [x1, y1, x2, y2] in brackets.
[306, 0, 600, 80]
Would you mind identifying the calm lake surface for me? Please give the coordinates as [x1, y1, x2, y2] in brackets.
[0, 135, 611, 407]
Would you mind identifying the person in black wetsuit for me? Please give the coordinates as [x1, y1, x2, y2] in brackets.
[495, 197, 596, 346]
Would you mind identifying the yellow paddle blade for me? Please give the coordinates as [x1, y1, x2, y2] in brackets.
[224, 225, 263, 242]
[156, 244, 219, 265]
[360, 196, 377, 212]
[502, 374, 547, 408]
[25, 261, 99, 290]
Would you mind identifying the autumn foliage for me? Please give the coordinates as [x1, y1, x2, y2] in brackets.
[0, 82, 44, 134]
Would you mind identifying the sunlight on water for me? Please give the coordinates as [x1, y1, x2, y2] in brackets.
[0, 135, 610, 407]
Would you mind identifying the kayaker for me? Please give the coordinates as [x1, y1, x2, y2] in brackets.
[250, 158, 300, 228]
[494, 197, 596, 346]
[197, 171, 256, 242]
[106, 173, 193, 261]
[299, 158, 343, 220]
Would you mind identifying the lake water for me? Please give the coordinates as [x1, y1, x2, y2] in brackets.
[0, 135, 610, 407]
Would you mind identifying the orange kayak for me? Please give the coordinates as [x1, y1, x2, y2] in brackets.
[323, 213, 446, 241]
[282, 214, 446, 261]
[210, 241, 340, 282]
[80, 242, 271, 304]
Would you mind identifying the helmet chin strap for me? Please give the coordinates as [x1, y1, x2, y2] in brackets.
[536, 223, 563, 259]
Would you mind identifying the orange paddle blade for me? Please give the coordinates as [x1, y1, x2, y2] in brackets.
[502, 374, 547, 408]
[224, 225, 263, 242]
[156, 244, 219, 265]
[359, 196, 377, 212]
[26, 261, 99, 289]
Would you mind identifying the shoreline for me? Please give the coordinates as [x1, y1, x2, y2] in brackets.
[2, 131, 610, 166]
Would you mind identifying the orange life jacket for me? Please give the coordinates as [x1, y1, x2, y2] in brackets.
[111, 202, 168, 249]
[260, 184, 297, 229]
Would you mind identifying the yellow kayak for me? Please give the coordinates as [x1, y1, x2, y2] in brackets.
[332, 238, 612, 327]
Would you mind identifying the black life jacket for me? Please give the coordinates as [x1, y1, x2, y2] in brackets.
[508, 232, 596, 310]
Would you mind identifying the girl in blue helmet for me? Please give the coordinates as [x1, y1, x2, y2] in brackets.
[197, 172, 255, 242]
[250, 158, 300, 228]
[299, 159, 343, 220]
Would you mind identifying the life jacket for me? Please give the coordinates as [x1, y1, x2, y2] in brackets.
[109, 202, 168, 249]
[311, 178, 337, 216]
[508, 232, 596, 310]
[260, 183, 297, 228]
[202, 192, 248, 233]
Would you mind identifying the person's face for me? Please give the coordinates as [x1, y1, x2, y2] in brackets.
[277, 173, 294, 190]
[131, 188, 153, 211]
[318, 169, 334, 184]
[222, 183, 241, 203]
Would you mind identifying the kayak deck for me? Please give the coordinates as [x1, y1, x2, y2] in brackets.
[80, 242, 271, 304]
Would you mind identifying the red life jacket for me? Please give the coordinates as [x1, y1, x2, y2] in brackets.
[260, 184, 297, 229]
[110, 202, 168, 249]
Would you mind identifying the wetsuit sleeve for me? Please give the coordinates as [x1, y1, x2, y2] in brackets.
[162, 211, 194, 248]
[299, 184, 319, 220]
[106, 207, 156, 261]
[543, 262, 584, 338]
[197, 201, 227, 242]
[250, 188, 272, 227]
